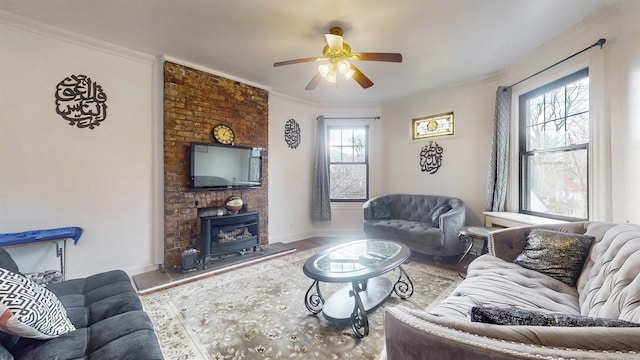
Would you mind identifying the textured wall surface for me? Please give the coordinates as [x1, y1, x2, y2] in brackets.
[164, 61, 268, 269]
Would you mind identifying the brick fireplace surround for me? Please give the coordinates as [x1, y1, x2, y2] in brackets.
[163, 61, 269, 270]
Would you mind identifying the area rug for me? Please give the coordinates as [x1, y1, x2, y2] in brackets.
[140, 249, 460, 359]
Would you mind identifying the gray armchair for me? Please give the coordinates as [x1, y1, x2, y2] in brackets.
[363, 194, 466, 258]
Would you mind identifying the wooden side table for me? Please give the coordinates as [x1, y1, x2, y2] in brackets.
[457, 226, 499, 278]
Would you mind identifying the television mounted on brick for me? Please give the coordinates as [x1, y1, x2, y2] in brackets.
[190, 142, 263, 190]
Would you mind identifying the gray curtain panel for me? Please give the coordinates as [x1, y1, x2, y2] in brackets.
[311, 116, 332, 221]
[485, 86, 511, 212]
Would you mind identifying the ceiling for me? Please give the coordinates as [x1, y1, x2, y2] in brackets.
[0, 0, 618, 104]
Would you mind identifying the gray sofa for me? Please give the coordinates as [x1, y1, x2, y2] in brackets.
[381, 221, 640, 359]
[363, 194, 466, 258]
[0, 247, 163, 359]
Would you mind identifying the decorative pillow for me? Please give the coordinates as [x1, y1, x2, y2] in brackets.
[470, 306, 640, 327]
[25, 270, 63, 286]
[0, 248, 19, 274]
[513, 229, 594, 286]
[428, 203, 452, 227]
[371, 200, 392, 220]
[0, 267, 75, 339]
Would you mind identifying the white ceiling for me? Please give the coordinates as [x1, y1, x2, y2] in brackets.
[0, 0, 618, 104]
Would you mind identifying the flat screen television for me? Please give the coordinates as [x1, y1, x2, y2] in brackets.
[190, 142, 263, 190]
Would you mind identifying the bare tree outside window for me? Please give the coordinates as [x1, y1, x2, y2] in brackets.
[519, 69, 589, 220]
[328, 126, 368, 201]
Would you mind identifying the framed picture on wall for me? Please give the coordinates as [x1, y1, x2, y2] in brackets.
[412, 111, 454, 140]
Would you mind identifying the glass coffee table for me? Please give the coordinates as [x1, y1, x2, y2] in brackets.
[302, 239, 413, 338]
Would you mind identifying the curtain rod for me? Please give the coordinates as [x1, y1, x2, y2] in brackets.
[504, 38, 606, 91]
[319, 116, 380, 120]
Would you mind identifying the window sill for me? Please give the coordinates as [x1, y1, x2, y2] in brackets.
[330, 202, 365, 211]
[482, 211, 568, 228]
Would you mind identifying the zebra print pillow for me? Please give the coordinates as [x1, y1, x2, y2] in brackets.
[0, 267, 75, 339]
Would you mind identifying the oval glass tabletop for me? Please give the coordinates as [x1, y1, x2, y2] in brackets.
[303, 239, 410, 283]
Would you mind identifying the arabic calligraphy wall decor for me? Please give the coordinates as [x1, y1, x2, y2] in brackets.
[284, 118, 301, 149]
[55, 74, 108, 129]
[420, 141, 444, 174]
[412, 112, 454, 140]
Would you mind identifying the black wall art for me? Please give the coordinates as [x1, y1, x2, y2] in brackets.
[420, 141, 444, 174]
[55, 74, 108, 129]
[284, 118, 301, 149]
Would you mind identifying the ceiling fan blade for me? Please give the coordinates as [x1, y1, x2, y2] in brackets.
[325, 33, 343, 51]
[305, 73, 323, 90]
[350, 64, 374, 89]
[350, 52, 403, 62]
[273, 57, 326, 67]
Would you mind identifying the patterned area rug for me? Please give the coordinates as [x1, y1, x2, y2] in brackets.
[140, 249, 460, 359]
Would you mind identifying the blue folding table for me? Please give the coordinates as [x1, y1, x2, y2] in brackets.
[0, 227, 82, 279]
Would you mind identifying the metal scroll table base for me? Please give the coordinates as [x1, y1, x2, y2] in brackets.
[457, 226, 499, 279]
[304, 266, 413, 338]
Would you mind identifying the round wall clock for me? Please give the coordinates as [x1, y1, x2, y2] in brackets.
[212, 124, 235, 145]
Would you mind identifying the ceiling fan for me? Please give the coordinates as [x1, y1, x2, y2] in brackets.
[273, 27, 402, 90]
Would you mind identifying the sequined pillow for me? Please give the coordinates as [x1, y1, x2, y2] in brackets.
[371, 200, 392, 220]
[513, 229, 594, 286]
[470, 306, 640, 327]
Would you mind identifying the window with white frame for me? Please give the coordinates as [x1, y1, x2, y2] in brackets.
[328, 125, 369, 202]
[519, 68, 589, 220]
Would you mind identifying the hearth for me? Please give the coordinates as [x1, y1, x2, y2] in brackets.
[200, 211, 262, 269]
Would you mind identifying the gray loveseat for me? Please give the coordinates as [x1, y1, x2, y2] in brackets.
[382, 221, 640, 359]
[0, 247, 163, 359]
[363, 194, 466, 258]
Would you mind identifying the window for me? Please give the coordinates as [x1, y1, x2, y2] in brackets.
[328, 126, 369, 201]
[519, 68, 589, 220]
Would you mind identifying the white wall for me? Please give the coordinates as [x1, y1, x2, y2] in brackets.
[268, 94, 317, 242]
[611, 0, 640, 223]
[379, 1, 640, 226]
[268, 1, 640, 240]
[500, 2, 640, 224]
[4, 1, 639, 272]
[268, 94, 381, 242]
[380, 81, 496, 225]
[0, 18, 160, 278]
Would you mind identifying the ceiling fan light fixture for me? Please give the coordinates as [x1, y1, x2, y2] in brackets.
[337, 60, 350, 74]
[318, 64, 331, 77]
[274, 25, 402, 90]
[344, 68, 355, 80]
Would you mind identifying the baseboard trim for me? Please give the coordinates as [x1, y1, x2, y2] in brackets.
[135, 246, 296, 295]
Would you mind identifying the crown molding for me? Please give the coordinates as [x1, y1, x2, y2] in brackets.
[0, 10, 155, 65]
[163, 55, 271, 92]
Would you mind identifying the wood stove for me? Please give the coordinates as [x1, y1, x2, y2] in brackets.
[199, 211, 261, 269]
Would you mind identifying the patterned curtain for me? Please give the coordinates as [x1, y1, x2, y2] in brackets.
[311, 116, 331, 221]
[485, 86, 512, 212]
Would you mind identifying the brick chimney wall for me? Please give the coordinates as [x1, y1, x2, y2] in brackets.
[163, 61, 269, 269]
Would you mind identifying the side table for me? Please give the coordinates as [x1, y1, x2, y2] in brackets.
[457, 226, 499, 278]
[0, 227, 82, 280]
